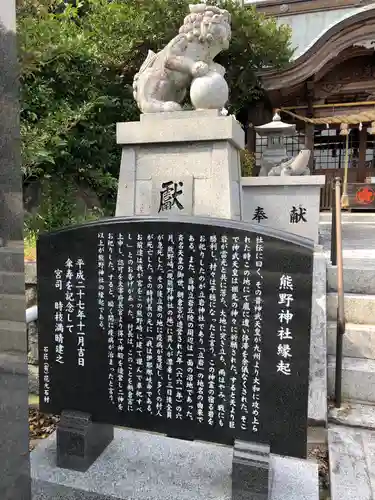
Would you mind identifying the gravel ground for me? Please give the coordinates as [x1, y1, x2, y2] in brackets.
[29, 408, 59, 451]
[308, 445, 330, 499]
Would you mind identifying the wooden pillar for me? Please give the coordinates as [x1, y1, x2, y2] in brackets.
[358, 125, 367, 182]
[246, 100, 272, 176]
[305, 80, 314, 172]
[305, 124, 314, 171]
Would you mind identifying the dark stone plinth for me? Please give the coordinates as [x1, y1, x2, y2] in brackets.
[56, 410, 114, 472]
[232, 440, 271, 500]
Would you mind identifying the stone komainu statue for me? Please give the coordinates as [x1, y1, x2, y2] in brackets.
[259, 149, 312, 177]
[267, 149, 311, 176]
[133, 4, 231, 114]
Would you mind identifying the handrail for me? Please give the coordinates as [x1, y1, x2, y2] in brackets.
[330, 186, 337, 266]
[332, 177, 346, 408]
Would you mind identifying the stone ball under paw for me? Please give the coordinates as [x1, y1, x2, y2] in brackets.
[190, 71, 228, 110]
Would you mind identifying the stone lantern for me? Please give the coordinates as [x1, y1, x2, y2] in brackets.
[255, 112, 296, 176]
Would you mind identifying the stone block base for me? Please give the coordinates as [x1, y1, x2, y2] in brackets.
[31, 428, 319, 500]
[56, 411, 114, 472]
[241, 176, 325, 243]
[115, 110, 244, 220]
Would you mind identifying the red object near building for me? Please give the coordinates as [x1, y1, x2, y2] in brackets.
[356, 187, 375, 205]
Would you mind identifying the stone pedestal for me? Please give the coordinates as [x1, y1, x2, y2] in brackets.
[241, 176, 325, 243]
[56, 411, 114, 472]
[115, 110, 244, 220]
[232, 441, 272, 500]
[31, 428, 319, 500]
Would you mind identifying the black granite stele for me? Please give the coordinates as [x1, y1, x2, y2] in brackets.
[57, 410, 114, 472]
[37, 215, 314, 460]
[232, 440, 271, 500]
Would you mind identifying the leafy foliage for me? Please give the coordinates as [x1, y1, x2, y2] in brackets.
[24, 177, 104, 235]
[240, 148, 255, 177]
[18, 0, 292, 231]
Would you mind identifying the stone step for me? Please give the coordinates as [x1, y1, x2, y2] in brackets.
[327, 322, 375, 359]
[0, 320, 26, 352]
[328, 356, 375, 403]
[327, 293, 375, 325]
[327, 264, 375, 295]
[0, 351, 28, 376]
[0, 271, 25, 294]
[328, 425, 375, 500]
[0, 293, 25, 322]
[329, 402, 375, 431]
[7, 240, 24, 248]
[0, 245, 24, 273]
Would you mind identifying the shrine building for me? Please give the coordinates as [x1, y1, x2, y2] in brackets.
[248, 0, 375, 210]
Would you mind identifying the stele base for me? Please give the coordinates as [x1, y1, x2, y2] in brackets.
[115, 110, 244, 220]
[241, 176, 326, 244]
[31, 428, 319, 500]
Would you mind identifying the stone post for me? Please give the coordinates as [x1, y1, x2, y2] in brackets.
[0, 1, 23, 243]
[0, 1, 31, 499]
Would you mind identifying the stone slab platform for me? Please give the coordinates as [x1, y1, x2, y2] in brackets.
[31, 428, 318, 500]
[328, 425, 375, 500]
[329, 402, 375, 430]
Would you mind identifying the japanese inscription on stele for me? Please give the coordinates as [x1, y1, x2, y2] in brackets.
[37, 216, 314, 458]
